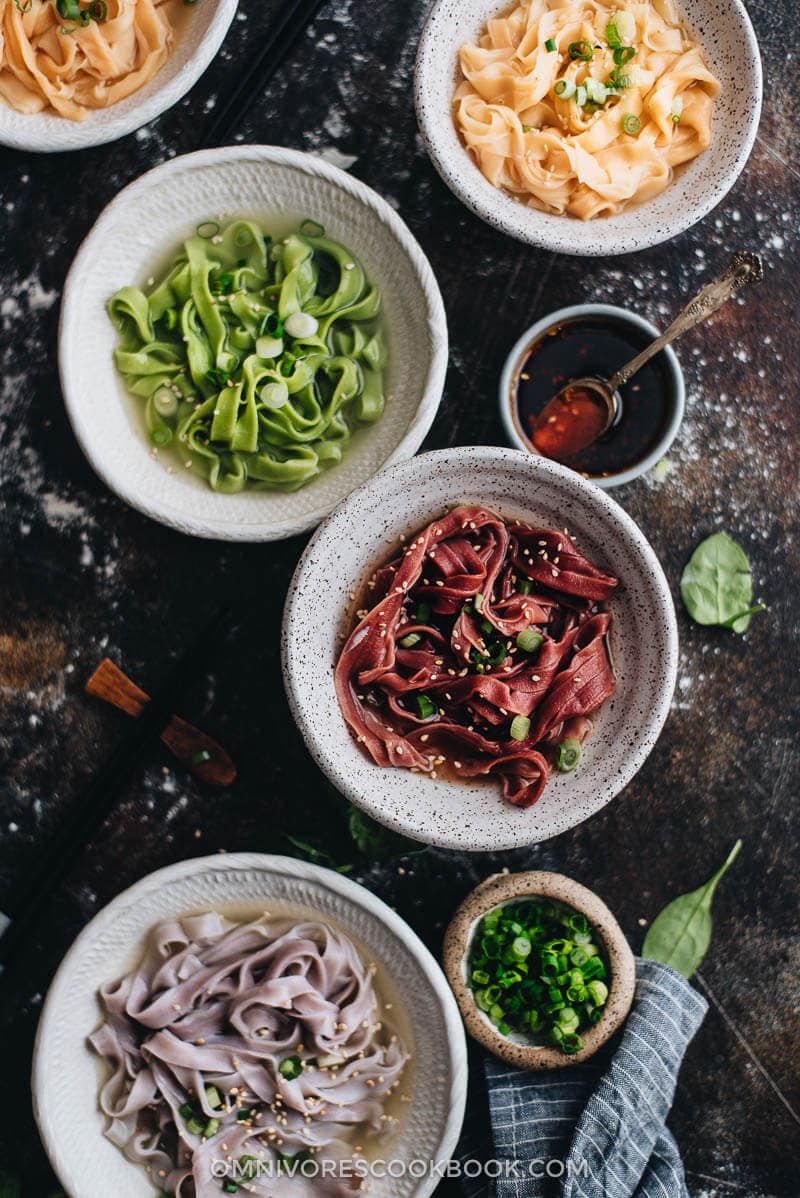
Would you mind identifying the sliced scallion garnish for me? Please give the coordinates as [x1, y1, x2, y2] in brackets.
[567, 39, 593, 61]
[516, 629, 543, 654]
[196, 220, 220, 239]
[621, 112, 641, 135]
[544, 37, 557, 51]
[556, 737, 582, 771]
[509, 715, 531, 741]
[553, 78, 576, 99]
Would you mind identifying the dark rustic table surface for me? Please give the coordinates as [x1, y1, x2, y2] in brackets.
[0, 0, 798, 1194]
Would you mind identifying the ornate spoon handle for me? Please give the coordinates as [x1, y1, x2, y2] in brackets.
[607, 251, 764, 393]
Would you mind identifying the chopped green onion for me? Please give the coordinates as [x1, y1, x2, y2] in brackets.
[474, 592, 485, 612]
[222, 1184, 239, 1194]
[261, 311, 284, 337]
[278, 1055, 304, 1080]
[613, 10, 636, 40]
[568, 39, 593, 61]
[670, 96, 683, 123]
[576, 84, 588, 107]
[56, 0, 81, 18]
[179, 1103, 194, 1119]
[518, 578, 534, 594]
[153, 386, 179, 419]
[605, 20, 621, 47]
[185, 1116, 205, 1136]
[553, 78, 576, 99]
[191, 749, 212, 765]
[150, 426, 173, 448]
[205, 1085, 222, 1109]
[587, 979, 609, 1006]
[585, 77, 608, 104]
[561, 1032, 583, 1054]
[509, 715, 531, 741]
[556, 737, 582, 772]
[399, 632, 422, 649]
[284, 311, 319, 339]
[613, 45, 635, 65]
[204, 1118, 220, 1138]
[621, 112, 641, 135]
[609, 68, 632, 88]
[544, 37, 557, 51]
[516, 629, 543, 654]
[89, 0, 107, 19]
[196, 220, 220, 239]
[261, 381, 289, 409]
[255, 334, 282, 359]
[237, 1108, 254, 1122]
[414, 693, 437, 720]
[416, 601, 432, 623]
[300, 218, 325, 237]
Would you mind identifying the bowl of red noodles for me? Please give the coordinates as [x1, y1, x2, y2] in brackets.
[282, 446, 677, 851]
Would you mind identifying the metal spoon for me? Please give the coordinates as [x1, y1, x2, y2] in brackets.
[535, 251, 764, 456]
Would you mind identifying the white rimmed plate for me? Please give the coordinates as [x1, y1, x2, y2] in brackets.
[282, 446, 678, 851]
[33, 853, 467, 1198]
[59, 146, 448, 540]
[0, 0, 238, 152]
[415, 0, 762, 255]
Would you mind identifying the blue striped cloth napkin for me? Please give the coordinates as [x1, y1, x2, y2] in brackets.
[457, 958, 707, 1198]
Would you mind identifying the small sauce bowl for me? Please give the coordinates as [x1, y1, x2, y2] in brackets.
[499, 304, 685, 489]
[443, 870, 636, 1068]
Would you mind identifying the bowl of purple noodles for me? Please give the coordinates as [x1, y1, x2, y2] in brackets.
[33, 853, 467, 1198]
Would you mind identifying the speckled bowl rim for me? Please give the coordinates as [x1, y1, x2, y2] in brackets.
[281, 445, 679, 851]
[499, 304, 686, 488]
[58, 145, 449, 541]
[32, 853, 468, 1198]
[414, 0, 763, 255]
[443, 871, 636, 1068]
[0, 0, 238, 153]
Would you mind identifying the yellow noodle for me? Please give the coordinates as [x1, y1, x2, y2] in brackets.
[454, 0, 720, 219]
[0, 0, 176, 121]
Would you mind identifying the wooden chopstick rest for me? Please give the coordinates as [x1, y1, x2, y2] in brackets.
[85, 658, 236, 787]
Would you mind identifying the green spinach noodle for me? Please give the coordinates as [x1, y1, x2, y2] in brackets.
[108, 218, 387, 493]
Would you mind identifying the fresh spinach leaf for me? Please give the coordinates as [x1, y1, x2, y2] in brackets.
[642, 839, 742, 978]
[680, 531, 764, 633]
[347, 806, 427, 859]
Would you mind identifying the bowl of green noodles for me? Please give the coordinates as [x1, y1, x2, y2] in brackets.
[59, 146, 448, 541]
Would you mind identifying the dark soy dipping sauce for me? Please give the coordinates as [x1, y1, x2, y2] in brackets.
[512, 315, 673, 478]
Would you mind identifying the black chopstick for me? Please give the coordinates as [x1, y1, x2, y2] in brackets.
[0, 603, 230, 976]
[200, 0, 329, 149]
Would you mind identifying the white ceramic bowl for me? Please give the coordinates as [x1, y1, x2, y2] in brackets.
[282, 446, 678, 852]
[33, 853, 468, 1198]
[0, 0, 238, 152]
[59, 146, 448, 540]
[499, 304, 686, 488]
[415, 0, 762, 255]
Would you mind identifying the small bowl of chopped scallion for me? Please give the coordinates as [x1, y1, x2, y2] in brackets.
[443, 871, 635, 1068]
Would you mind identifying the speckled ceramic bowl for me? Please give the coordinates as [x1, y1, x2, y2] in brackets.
[499, 304, 686, 488]
[443, 871, 636, 1068]
[414, 0, 762, 255]
[281, 446, 678, 851]
[59, 146, 448, 541]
